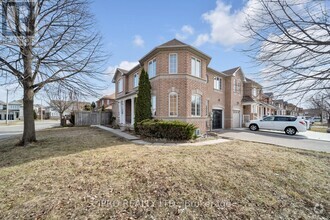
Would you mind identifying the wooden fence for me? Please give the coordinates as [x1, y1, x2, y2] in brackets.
[74, 111, 112, 126]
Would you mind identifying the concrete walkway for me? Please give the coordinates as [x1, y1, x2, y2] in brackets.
[91, 125, 140, 141]
[92, 125, 230, 146]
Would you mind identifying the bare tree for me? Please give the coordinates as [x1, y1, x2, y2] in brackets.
[243, 0, 330, 99]
[310, 90, 330, 127]
[45, 85, 77, 126]
[0, 0, 107, 145]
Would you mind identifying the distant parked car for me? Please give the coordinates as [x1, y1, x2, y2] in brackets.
[298, 116, 311, 130]
[313, 117, 321, 123]
[246, 116, 307, 135]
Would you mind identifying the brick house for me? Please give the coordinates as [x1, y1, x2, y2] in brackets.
[96, 94, 115, 110]
[242, 78, 277, 124]
[112, 39, 247, 134]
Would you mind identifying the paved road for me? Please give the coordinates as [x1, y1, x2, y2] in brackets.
[217, 129, 330, 153]
[0, 121, 60, 140]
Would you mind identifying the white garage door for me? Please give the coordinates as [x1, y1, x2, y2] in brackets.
[233, 110, 240, 128]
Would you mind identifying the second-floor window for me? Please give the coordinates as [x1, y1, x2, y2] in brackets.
[233, 79, 241, 94]
[169, 54, 177, 74]
[252, 88, 257, 97]
[118, 78, 123, 93]
[148, 59, 157, 78]
[134, 73, 139, 88]
[191, 94, 201, 116]
[191, 57, 201, 78]
[214, 77, 222, 90]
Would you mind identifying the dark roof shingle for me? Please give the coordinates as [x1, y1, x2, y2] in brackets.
[159, 39, 187, 47]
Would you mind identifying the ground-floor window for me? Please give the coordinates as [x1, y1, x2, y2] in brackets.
[151, 96, 156, 116]
[191, 94, 201, 116]
[169, 92, 178, 117]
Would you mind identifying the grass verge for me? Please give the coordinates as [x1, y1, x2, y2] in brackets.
[0, 127, 329, 219]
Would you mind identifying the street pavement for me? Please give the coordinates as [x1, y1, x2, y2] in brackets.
[0, 120, 59, 140]
[217, 128, 330, 153]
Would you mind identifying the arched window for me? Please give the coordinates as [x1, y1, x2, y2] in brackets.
[169, 92, 178, 117]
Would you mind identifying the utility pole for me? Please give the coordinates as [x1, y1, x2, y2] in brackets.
[6, 89, 9, 125]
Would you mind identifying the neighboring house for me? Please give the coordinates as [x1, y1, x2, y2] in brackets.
[96, 94, 115, 110]
[45, 106, 71, 120]
[112, 39, 246, 133]
[34, 104, 46, 120]
[242, 79, 277, 124]
[0, 100, 23, 121]
[273, 99, 287, 115]
[286, 103, 299, 116]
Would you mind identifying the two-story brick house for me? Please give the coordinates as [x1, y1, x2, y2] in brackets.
[112, 39, 246, 133]
[96, 94, 115, 110]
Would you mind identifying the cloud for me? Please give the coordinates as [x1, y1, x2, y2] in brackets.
[133, 35, 145, 47]
[105, 61, 139, 76]
[197, 0, 256, 47]
[175, 25, 195, 41]
[193, 34, 210, 47]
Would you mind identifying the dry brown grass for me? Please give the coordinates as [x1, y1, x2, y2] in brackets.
[0, 127, 329, 219]
[310, 126, 328, 133]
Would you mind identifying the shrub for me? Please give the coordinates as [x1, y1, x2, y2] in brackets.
[136, 119, 197, 140]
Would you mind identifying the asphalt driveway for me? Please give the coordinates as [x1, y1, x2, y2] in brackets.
[217, 128, 330, 153]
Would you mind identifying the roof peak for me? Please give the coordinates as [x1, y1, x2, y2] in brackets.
[159, 38, 187, 47]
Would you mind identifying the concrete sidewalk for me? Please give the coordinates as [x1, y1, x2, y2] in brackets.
[92, 125, 230, 146]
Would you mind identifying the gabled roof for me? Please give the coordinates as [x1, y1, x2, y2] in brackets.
[117, 68, 128, 74]
[222, 66, 247, 82]
[264, 92, 273, 97]
[139, 38, 211, 63]
[159, 39, 187, 47]
[9, 100, 22, 105]
[100, 94, 115, 100]
[222, 67, 240, 76]
[111, 68, 129, 83]
[245, 77, 262, 88]
[0, 100, 5, 105]
[242, 96, 255, 103]
[207, 67, 227, 77]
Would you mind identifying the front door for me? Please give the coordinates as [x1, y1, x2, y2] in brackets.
[212, 110, 223, 129]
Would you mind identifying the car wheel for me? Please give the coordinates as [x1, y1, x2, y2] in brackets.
[249, 124, 259, 131]
[285, 127, 296, 135]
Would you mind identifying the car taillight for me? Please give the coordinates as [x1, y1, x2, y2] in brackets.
[299, 121, 305, 125]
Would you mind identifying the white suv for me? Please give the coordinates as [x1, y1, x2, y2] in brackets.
[246, 116, 307, 135]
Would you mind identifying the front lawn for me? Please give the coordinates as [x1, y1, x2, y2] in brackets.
[0, 127, 329, 219]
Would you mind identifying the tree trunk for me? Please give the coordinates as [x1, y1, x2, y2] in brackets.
[21, 87, 36, 146]
[60, 112, 64, 126]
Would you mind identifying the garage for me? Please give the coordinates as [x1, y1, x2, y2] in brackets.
[233, 110, 241, 128]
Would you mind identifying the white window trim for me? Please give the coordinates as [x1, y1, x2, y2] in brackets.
[168, 92, 178, 117]
[214, 76, 222, 90]
[151, 95, 156, 116]
[252, 88, 257, 97]
[191, 57, 201, 78]
[169, 53, 178, 74]
[148, 59, 157, 79]
[133, 73, 139, 88]
[191, 94, 202, 117]
[117, 78, 123, 93]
